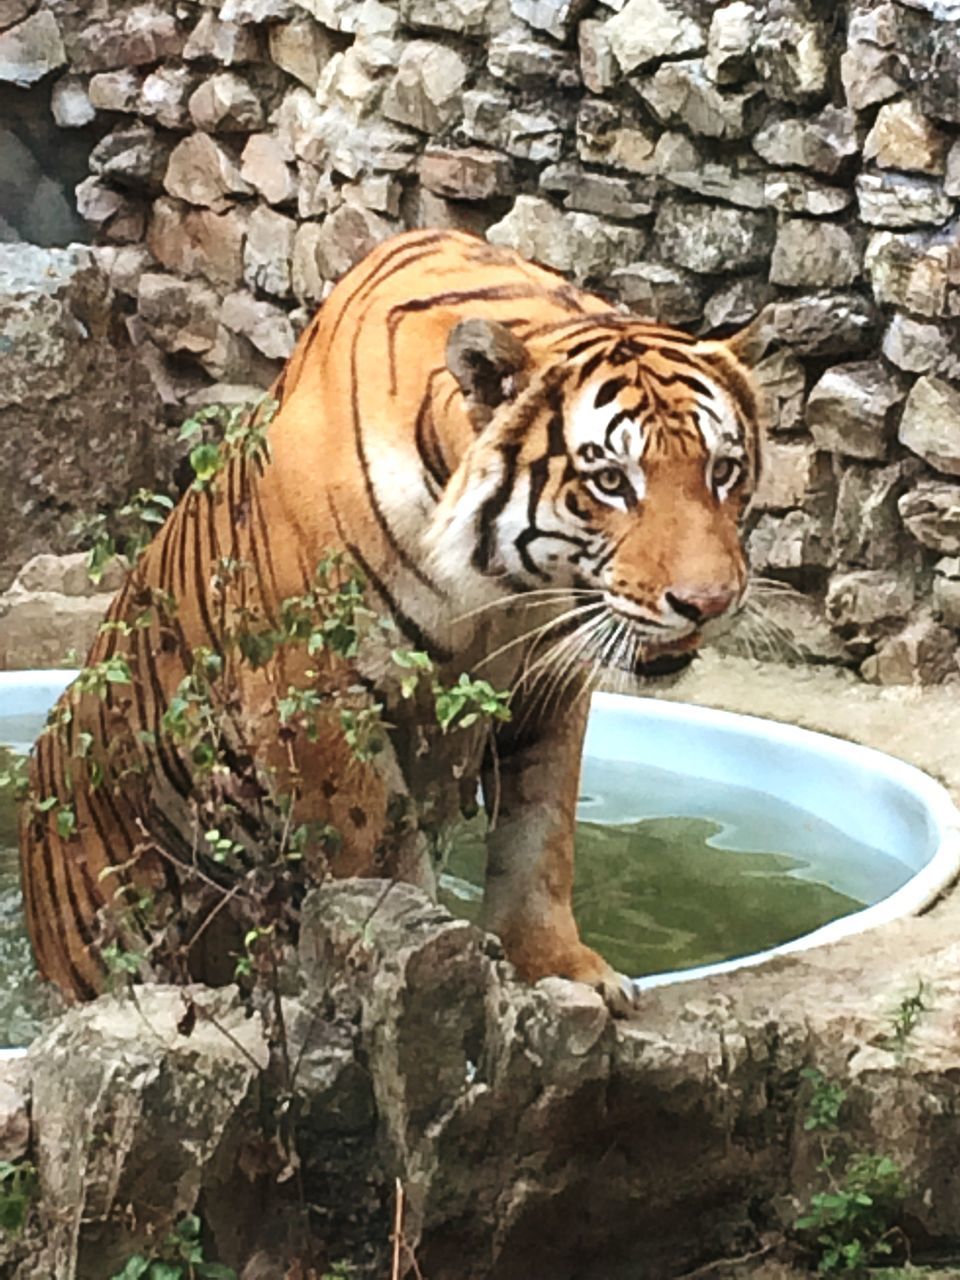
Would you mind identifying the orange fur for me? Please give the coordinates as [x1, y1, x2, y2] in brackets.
[20, 229, 762, 1008]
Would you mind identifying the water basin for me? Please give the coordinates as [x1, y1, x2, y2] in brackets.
[1, 671, 959, 1051]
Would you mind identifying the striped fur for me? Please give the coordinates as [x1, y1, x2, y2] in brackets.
[20, 229, 762, 1010]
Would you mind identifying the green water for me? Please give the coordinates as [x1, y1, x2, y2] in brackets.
[0, 748, 59, 1046]
[440, 809, 873, 980]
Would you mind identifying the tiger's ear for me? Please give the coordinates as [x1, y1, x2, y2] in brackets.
[721, 311, 771, 367]
[446, 318, 532, 428]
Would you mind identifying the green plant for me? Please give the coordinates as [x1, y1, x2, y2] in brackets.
[110, 1213, 235, 1279]
[0, 1159, 37, 1237]
[794, 1068, 908, 1274]
[78, 489, 175, 585]
[885, 982, 930, 1055]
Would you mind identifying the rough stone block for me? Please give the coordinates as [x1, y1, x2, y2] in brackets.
[540, 162, 654, 220]
[705, 1, 757, 85]
[752, 106, 859, 175]
[189, 71, 263, 133]
[752, 441, 827, 512]
[578, 18, 616, 93]
[88, 67, 142, 113]
[840, 2, 901, 111]
[164, 133, 253, 212]
[419, 146, 514, 202]
[0, 246, 163, 588]
[221, 290, 296, 361]
[653, 199, 774, 274]
[747, 509, 832, 572]
[401, 0, 497, 35]
[753, 349, 806, 433]
[834, 460, 918, 570]
[763, 171, 853, 217]
[138, 271, 221, 355]
[805, 361, 907, 460]
[826, 569, 916, 629]
[146, 197, 246, 289]
[0, 10, 66, 86]
[899, 479, 960, 553]
[611, 261, 706, 324]
[90, 124, 170, 192]
[269, 15, 334, 91]
[865, 224, 960, 318]
[899, 374, 960, 476]
[766, 292, 879, 356]
[754, 11, 829, 102]
[655, 132, 765, 208]
[864, 99, 949, 175]
[183, 12, 260, 65]
[637, 59, 764, 140]
[243, 204, 296, 298]
[509, 0, 593, 42]
[382, 40, 468, 136]
[139, 66, 198, 130]
[487, 195, 646, 283]
[50, 74, 95, 128]
[240, 133, 297, 206]
[489, 29, 579, 86]
[861, 614, 957, 685]
[769, 218, 863, 287]
[605, 0, 705, 74]
[576, 99, 657, 174]
[882, 313, 955, 373]
[856, 172, 955, 229]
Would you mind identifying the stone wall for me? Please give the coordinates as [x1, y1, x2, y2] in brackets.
[2, 0, 960, 682]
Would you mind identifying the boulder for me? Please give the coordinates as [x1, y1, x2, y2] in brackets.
[605, 0, 705, 74]
[834, 460, 919, 570]
[863, 100, 949, 175]
[899, 375, 960, 476]
[487, 196, 646, 283]
[0, 246, 163, 591]
[865, 223, 960, 318]
[855, 172, 955, 229]
[636, 59, 764, 140]
[769, 218, 863, 287]
[653, 199, 774, 274]
[752, 106, 859, 175]
[805, 360, 907, 460]
[861, 614, 957, 685]
[0, 10, 65, 86]
[899, 479, 960, 554]
[765, 292, 879, 357]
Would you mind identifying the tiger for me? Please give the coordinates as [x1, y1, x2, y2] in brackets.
[20, 228, 763, 1015]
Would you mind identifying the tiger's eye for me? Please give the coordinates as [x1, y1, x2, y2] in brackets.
[594, 467, 628, 495]
[713, 458, 742, 490]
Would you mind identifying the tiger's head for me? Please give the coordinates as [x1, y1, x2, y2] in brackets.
[429, 314, 764, 678]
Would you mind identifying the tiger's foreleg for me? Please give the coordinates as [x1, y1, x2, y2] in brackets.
[480, 697, 639, 1016]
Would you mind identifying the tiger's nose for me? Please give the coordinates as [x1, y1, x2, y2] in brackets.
[664, 587, 738, 625]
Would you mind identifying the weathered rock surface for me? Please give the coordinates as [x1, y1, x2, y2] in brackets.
[13, 865, 960, 1277]
[900, 480, 960, 554]
[899, 374, 960, 476]
[0, 553, 124, 669]
[0, 246, 163, 591]
[805, 360, 906, 459]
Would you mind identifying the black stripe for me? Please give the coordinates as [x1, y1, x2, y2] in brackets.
[350, 317, 442, 596]
[327, 231, 450, 351]
[474, 442, 520, 574]
[594, 377, 628, 408]
[414, 374, 451, 494]
[329, 501, 452, 662]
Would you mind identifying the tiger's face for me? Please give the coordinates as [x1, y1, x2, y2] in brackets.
[433, 318, 761, 678]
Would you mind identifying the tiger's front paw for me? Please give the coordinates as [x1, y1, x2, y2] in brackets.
[556, 944, 641, 1019]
